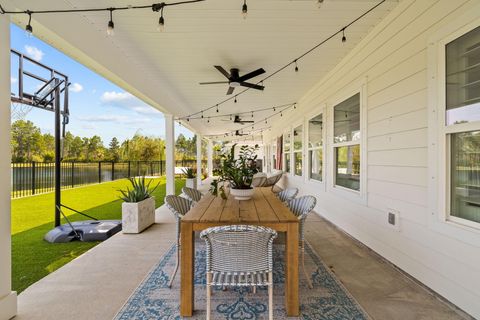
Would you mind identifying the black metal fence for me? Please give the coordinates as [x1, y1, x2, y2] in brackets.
[11, 160, 206, 199]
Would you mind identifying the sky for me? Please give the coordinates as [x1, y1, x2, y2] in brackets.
[9, 23, 194, 144]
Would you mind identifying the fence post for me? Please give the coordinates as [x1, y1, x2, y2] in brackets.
[31, 161, 36, 195]
[128, 161, 131, 178]
[98, 161, 102, 183]
[71, 162, 74, 188]
[112, 161, 115, 181]
[160, 160, 163, 176]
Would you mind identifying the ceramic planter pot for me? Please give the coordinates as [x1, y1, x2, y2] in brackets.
[186, 178, 197, 190]
[121, 197, 155, 233]
[230, 187, 255, 201]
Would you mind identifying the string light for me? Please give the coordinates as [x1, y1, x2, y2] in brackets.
[294, 60, 299, 72]
[0, 1, 204, 36]
[158, 8, 165, 32]
[107, 8, 115, 36]
[317, 0, 324, 8]
[251, 111, 254, 118]
[201, 111, 204, 118]
[25, 11, 33, 36]
[342, 28, 347, 43]
[234, 96, 237, 103]
[242, 0, 248, 19]
[294, 103, 297, 109]
[216, 105, 219, 112]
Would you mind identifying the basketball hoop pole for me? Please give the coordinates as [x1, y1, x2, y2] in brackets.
[54, 79, 61, 227]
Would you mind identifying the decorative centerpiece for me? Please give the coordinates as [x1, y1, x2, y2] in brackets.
[216, 144, 259, 200]
[182, 167, 197, 189]
[119, 177, 159, 233]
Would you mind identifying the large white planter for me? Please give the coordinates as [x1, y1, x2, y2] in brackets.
[186, 178, 197, 190]
[230, 188, 255, 201]
[122, 197, 155, 234]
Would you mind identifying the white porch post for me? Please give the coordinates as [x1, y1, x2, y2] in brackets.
[165, 114, 175, 195]
[0, 15, 17, 320]
[207, 139, 213, 177]
[196, 134, 202, 185]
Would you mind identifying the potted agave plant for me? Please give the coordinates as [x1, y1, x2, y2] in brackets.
[119, 177, 159, 233]
[219, 144, 259, 200]
[182, 167, 197, 190]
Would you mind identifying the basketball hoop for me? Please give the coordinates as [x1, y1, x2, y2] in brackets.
[11, 101, 33, 121]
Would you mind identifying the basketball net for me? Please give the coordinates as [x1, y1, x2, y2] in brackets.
[11, 101, 33, 121]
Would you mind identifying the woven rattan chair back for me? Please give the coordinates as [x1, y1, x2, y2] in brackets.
[263, 171, 283, 189]
[277, 187, 299, 203]
[252, 175, 267, 188]
[181, 186, 202, 203]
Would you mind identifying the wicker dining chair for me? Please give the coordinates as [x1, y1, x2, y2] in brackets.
[200, 225, 278, 320]
[252, 175, 267, 187]
[263, 171, 283, 191]
[287, 195, 317, 289]
[277, 187, 299, 203]
[182, 186, 202, 204]
[164, 195, 192, 288]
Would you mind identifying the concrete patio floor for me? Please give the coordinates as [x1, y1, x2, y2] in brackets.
[15, 181, 472, 320]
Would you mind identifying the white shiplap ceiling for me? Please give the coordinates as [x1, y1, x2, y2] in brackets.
[6, 0, 399, 136]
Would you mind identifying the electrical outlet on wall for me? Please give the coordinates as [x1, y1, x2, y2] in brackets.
[387, 208, 400, 231]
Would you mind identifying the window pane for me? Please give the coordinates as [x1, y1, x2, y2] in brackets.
[309, 114, 323, 148]
[284, 132, 291, 152]
[450, 131, 480, 224]
[335, 145, 360, 191]
[334, 93, 360, 143]
[293, 125, 303, 150]
[309, 149, 322, 181]
[285, 153, 290, 173]
[294, 152, 302, 176]
[446, 25, 480, 125]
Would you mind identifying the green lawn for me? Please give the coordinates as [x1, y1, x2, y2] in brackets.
[11, 177, 185, 293]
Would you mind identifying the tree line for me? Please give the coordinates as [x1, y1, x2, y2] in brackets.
[11, 120, 202, 163]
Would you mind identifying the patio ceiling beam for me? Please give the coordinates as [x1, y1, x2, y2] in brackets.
[0, 15, 17, 320]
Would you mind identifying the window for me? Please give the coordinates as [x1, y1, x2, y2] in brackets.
[308, 113, 323, 181]
[445, 26, 480, 225]
[293, 125, 303, 176]
[284, 131, 291, 173]
[333, 93, 361, 191]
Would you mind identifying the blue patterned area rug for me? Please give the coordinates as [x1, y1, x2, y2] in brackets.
[114, 241, 370, 320]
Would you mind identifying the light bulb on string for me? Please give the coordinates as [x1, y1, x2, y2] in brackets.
[107, 8, 115, 36]
[294, 60, 299, 72]
[294, 103, 297, 109]
[201, 112, 204, 119]
[158, 14, 165, 32]
[216, 105, 219, 113]
[342, 28, 347, 43]
[317, 0, 324, 8]
[234, 96, 237, 103]
[242, 0, 248, 19]
[25, 11, 33, 36]
[251, 111, 254, 118]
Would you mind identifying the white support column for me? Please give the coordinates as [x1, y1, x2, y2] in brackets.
[165, 114, 175, 195]
[0, 15, 17, 320]
[196, 134, 202, 185]
[207, 139, 213, 177]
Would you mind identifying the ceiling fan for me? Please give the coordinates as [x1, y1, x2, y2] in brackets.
[221, 115, 254, 124]
[199, 66, 266, 95]
[235, 130, 247, 136]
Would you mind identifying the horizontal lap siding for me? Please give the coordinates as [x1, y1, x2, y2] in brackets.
[266, 0, 480, 317]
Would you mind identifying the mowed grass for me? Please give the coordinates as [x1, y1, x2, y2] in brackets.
[11, 177, 185, 293]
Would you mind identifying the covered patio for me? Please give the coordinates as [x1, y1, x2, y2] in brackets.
[1, 0, 480, 319]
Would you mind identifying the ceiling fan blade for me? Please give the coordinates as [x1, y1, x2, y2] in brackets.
[214, 65, 231, 79]
[240, 82, 265, 90]
[226, 86, 235, 95]
[199, 81, 230, 85]
[239, 120, 254, 123]
[237, 68, 265, 82]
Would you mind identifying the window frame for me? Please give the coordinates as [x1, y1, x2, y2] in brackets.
[283, 128, 292, 174]
[292, 122, 304, 177]
[327, 80, 367, 204]
[306, 105, 326, 185]
[430, 16, 480, 233]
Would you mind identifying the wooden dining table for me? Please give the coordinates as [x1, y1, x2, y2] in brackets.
[180, 187, 300, 317]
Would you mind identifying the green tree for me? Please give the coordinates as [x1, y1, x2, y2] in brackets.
[11, 120, 42, 162]
[108, 137, 121, 162]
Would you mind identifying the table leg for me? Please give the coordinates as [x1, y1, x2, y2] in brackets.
[180, 222, 194, 316]
[285, 223, 299, 316]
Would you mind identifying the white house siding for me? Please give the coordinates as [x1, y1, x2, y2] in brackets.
[264, 0, 480, 318]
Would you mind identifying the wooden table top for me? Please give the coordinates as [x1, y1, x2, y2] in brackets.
[182, 187, 298, 223]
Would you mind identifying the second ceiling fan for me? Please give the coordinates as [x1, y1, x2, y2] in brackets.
[200, 65, 266, 95]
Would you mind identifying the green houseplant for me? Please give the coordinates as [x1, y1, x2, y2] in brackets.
[218, 144, 259, 200]
[119, 177, 159, 233]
